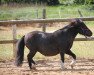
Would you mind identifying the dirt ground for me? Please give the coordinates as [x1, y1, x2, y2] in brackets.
[0, 59, 94, 75]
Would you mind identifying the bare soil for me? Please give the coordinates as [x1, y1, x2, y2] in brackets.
[0, 59, 94, 75]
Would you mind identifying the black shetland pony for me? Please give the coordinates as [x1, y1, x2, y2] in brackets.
[15, 19, 92, 70]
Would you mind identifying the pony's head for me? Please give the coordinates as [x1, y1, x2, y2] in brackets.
[70, 19, 92, 37]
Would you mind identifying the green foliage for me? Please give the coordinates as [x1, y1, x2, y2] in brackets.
[59, 0, 94, 5]
[59, 0, 75, 5]
[74, 0, 94, 4]
[0, 0, 94, 5]
[0, 0, 60, 5]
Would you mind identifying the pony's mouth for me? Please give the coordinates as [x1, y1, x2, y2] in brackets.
[85, 36, 90, 38]
[85, 35, 92, 38]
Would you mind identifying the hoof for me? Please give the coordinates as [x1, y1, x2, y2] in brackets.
[30, 64, 37, 71]
[61, 66, 67, 70]
[32, 67, 37, 70]
[60, 62, 67, 70]
[30, 67, 37, 71]
[71, 65, 74, 69]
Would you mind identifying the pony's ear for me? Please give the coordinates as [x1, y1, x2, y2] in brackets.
[70, 19, 77, 25]
[76, 19, 83, 23]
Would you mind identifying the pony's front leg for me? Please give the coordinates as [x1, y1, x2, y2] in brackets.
[65, 50, 76, 69]
[60, 52, 67, 70]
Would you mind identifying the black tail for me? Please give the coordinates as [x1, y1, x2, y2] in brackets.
[15, 36, 25, 67]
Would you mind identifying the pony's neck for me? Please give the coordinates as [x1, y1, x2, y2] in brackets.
[69, 26, 78, 38]
[54, 24, 78, 39]
[62, 24, 78, 39]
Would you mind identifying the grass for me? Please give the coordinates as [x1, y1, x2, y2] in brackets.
[0, 44, 13, 61]
[72, 41, 94, 58]
[0, 5, 94, 20]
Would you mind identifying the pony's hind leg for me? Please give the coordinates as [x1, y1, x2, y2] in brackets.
[65, 50, 76, 69]
[27, 52, 36, 70]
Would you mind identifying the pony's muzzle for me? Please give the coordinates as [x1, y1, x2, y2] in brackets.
[85, 30, 92, 37]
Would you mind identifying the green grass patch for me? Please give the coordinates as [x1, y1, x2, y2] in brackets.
[0, 44, 13, 61]
[0, 5, 94, 20]
[72, 41, 94, 58]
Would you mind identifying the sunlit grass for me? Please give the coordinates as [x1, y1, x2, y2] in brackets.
[0, 44, 13, 61]
[72, 41, 94, 58]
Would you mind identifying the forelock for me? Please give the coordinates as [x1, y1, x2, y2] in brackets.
[76, 19, 83, 23]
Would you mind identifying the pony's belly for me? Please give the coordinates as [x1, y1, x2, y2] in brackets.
[38, 49, 60, 56]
